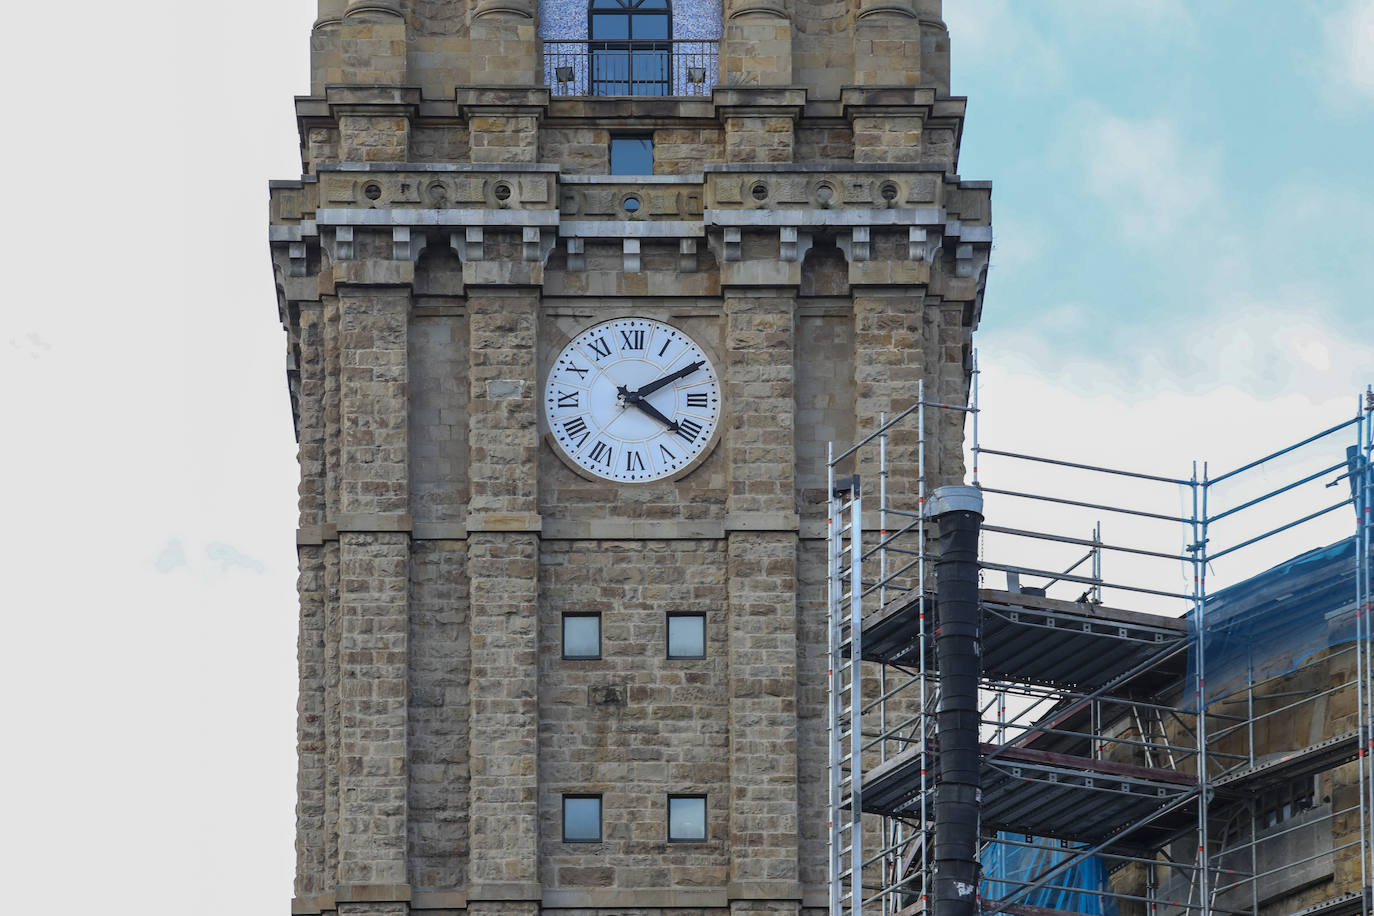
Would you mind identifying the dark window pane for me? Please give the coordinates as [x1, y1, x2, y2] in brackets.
[590, 12, 629, 39]
[610, 137, 653, 174]
[563, 796, 602, 842]
[563, 614, 601, 658]
[633, 12, 669, 39]
[668, 795, 706, 841]
[668, 614, 705, 658]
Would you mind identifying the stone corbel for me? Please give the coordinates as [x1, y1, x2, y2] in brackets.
[450, 227, 484, 262]
[723, 228, 742, 262]
[910, 227, 942, 262]
[955, 242, 990, 280]
[837, 226, 870, 262]
[779, 227, 814, 264]
[335, 226, 354, 260]
[566, 238, 585, 272]
[623, 239, 641, 273]
[524, 227, 557, 264]
[288, 241, 308, 277]
[392, 227, 429, 261]
[679, 239, 697, 273]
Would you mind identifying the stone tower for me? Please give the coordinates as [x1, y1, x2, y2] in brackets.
[267, 0, 990, 912]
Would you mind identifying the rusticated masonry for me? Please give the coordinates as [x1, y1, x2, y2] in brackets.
[271, 1, 989, 913]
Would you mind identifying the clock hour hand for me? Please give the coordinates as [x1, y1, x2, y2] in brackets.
[628, 360, 704, 399]
[617, 385, 680, 432]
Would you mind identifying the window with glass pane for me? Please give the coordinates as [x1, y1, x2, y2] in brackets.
[610, 136, 654, 175]
[667, 613, 705, 658]
[563, 795, 602, 842]
[668, 794, 706, 841]
[588, 0, 670, 96]
[563, 613, 601, 659]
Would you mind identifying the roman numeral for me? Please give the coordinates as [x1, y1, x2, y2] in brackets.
[657, 338, 672, 357]
[588, 440, 613, 466]
[675, 418, 704, 443]
[563, 363, 589, 379]
[620, 329, 645, 350]
[685, 393, 709, 408]
[562, 416, 590, 447]
[587, 336, 612, 359]
[659, 443, 678, 462]
[556, 390, 579, 409]
[625, 450, 646, 473]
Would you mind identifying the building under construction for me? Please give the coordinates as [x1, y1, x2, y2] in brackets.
[826, 379, 1374, 916]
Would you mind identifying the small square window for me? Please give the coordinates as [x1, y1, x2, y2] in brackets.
[563, 794, 602, 842]
[667, 613, 706, 659]
[668, 794, 706, 841]
[563, 614, 601, 659]
[610, 136, 653, 175]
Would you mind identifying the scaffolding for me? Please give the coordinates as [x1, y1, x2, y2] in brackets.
[826, 374, 1374, 916]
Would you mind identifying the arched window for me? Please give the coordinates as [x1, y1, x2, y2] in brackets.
[589, 0, 671, 96]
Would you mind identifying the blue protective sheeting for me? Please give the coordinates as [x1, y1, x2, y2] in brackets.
[1185, 537, 1361, 710]
[982, 832, 1119, 915]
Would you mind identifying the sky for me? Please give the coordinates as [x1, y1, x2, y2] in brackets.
[0, 1, 1370, 913]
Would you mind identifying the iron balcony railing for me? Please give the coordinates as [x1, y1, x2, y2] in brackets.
[544, 39, 718, 97]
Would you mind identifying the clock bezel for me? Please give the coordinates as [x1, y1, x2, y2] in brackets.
[541, 315, 725, 485]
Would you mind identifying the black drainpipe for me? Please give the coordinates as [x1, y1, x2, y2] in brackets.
[930, 485, 984, 916]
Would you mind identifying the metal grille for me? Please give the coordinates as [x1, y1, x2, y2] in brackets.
[544, 40, 717, 97]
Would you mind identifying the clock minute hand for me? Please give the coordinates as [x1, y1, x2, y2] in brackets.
[630, 360, 704, 399]
[620, 392, 680, 432]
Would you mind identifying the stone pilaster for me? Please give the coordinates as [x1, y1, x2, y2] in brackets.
[715, 89, 805, 165]
[852, 0, 921, 88]
[457, 90, 549, 165]
[466, 0, 539, 91]
[311, 0, 347, 94]
[915, 0, 950, 95]
[296, 301, 330, 900]
[336, 284, 412, 910]
[339, 0, 408, 86]
[466, 288, 541, 915]
[853, 289, 925, 502]
[721, 0, 793, 88]
[724, 290, 801, 913]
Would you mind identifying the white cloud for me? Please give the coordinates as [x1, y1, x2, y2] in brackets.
[1073, 107, 1220, 239]
[944, 0, 1067, 94]
[1320, 0, 1374, 103]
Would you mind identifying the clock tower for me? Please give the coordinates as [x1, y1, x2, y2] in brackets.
[268, 0, 990, 913]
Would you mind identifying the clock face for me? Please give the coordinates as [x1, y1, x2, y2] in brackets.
[544, 317, 721, 483]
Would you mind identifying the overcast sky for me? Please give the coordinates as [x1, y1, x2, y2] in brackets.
[1, 2, 1370, 913]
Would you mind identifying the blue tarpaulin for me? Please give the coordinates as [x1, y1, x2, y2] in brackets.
[981, 832, 1119, 915]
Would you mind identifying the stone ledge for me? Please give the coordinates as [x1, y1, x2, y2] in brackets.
[559, 220, 704, 239]
[335, 513, 413, 533]
[335, 884, 412, 903]
[705, 162, 947, 173]
[727, 880, 804, 900]
[560, 174, 704, 185]
[296, 524, 337, 545]
[725, 511, 800, 532]
[317, 208, 560, 227]
[317, 161, 560, 173]
[467, 511, 543, 533]
[468, 881, 542, 901]
[543, 888, 729, 909]
[412, 521, 467, 540]
[542, 518, 726, 540]
[412, 889, 467, 909]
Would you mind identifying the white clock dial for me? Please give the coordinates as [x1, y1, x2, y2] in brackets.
[544, 317, 721, 483]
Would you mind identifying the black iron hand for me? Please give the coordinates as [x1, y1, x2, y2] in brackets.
[617, 386, 680, 432]
[629, 360, 704, 399]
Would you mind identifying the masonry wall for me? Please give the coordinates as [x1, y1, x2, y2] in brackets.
[273, 2, 988, 914]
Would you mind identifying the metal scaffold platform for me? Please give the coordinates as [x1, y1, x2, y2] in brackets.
[826, 372, 1374, 916]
